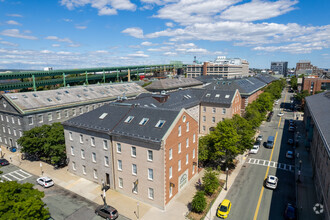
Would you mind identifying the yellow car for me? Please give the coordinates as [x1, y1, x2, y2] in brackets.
[216, 199, 232, 219]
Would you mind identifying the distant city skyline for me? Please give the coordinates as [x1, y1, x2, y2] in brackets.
[0, 0, 329, 70]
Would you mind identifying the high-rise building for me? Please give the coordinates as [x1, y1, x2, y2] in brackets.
[270, 61, 288, 76]
[186, 56, 249, 79]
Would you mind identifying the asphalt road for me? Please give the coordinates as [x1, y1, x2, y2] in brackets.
[0, 164, 130, 220]
[214, 89, 296, 220]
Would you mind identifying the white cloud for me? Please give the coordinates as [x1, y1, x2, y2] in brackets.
[6, 20, 21, 25]
[40, 50, 54, 54]
[122, 27, 144, 38]
[75, 25, 87, 29]
[68, 43, 81, 47]
[60, 0, 136, 16]
[253, 42, 324, 54]
[91, 50, 109, 54]
[186, 48, 208, 53]
[141, 41, 156, 46]
[52, 44, 61, 47]
[0, 41, 18, 47]
[165, 22, 174, 27]
[63, 18, 72, 22]
[164, 51, 177, 56]
[0, 29, 37, 40]
[6, 13, 23, 17]
[128, 51, 149, 57]
[57, 51, 74, 55]
[45, 36, 73, 43]
[220, 0, 298, 22]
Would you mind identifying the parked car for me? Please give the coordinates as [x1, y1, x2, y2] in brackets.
[95, 205, 119, 220]
[275, 100, 279, 105]
[288, 126, 295, 132]
[287, 139, 294, 145]
[216, 199, 232, 219]
[286, 151, 294, 159]
[0, 158, 9, 166]
[36, 177, 54, 188]
[284, 203, 297, 220]
[267, 112, 274, 122]
[250, 142, 260, 154]
[277, 112, 284, 117]
[265, 175, 278, 189]
[256, 135, 263, 142]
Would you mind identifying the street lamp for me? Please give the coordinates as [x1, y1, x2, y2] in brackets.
[40, 163, 43, 176]
[134, 202, 140, 220]
[299, 160, 302, 171]
[225, 167, 229, 190]
[0, 148, 2, 158]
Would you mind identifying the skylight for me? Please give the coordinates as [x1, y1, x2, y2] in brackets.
[206, 93, 211, 97]
[47, 98, 52, 102]
[215, 94, 220, 98]
[33, 94, 38, 97]
[99, 113, 108, 119]
[64, 91, 69, 94]
[225, 95, 230, 98]
[124, 116, 134, 123]
[22, 95, 28, 98]
[77, 94, 81, 98]
[139, 118, 149, 126]
[155, 120, 166, 128]
[55, 97, 61, 101]
[150, 103, 157, 108]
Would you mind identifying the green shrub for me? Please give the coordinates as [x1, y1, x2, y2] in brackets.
[202, 169, 220, 195]
[191, 191, 206, 213]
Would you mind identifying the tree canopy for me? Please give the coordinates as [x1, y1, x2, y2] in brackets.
[17, 122, 66, 165]
[0, 181, 50, 219]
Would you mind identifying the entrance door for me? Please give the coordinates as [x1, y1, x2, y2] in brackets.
[106, 173, 110, 186]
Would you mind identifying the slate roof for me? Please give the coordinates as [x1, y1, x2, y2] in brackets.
[144, 78, 203, 91]
[63, 103, 181, 143]
[2, 82, 146, 114]
[123, 88, 237, 110]
[204, 77, 267, 96]
[255, 74, 277, 84]
[305, 92, 330, 154]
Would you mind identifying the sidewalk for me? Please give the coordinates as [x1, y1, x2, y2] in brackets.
[204, 154, 248, 220]
[0, 146, 206, 220]
[294, 114, 322, 220]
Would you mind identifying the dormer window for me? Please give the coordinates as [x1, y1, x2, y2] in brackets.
[139, 118, 149, 126]
[125, 116, 134, 123]
[155, 120, 166, 128]
[206, 93, 211, 97]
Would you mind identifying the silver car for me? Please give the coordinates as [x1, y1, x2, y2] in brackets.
[265, 175, 278, 189]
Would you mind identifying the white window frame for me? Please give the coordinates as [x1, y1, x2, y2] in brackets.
[118, 177, 123, 188]
[69, 132, 73, 141]
[193, 149, 195, 159]
[56, 111, 61, 119]
[212, 117, 215, 123]
[203, 116, 206, 122]
[0, 115, 3, 121]
[186, 122, 189, 132]
[13, 129, 16, 136]
[90, 137, 95, 146]
[193, 134, 196, 143]
[6, 116, 8, 122]
[178, 125, 181, 137]
[82, 165, 86, 174]
[186, 138, 189, 148]
[48, 113, 52, 122]
[169, 149, 172, 160]
[169, 167, 172, 179]
[92, 152, 96, 162]
[80, 134, 83, 143]
[186, 154, 189, 165]
[72, 108, 76, 116]
[11, 116, 14, 124]
[93, 169, 98, 179]
[148, 168, 153, 180]
[132, 164, 137, 175]
[18, 118, 21, 125]
[81, 149, 85, 159]
[203, 106, 206, 112]
[103, 140, 108, 150]
[169, 186, 173, 198]
[118, 160, 122, 171]
[70, 146, 74, 155]
[72, 161, 76, 170]
[148, 150, 153, 161]
[104, 156, 109, 167]
[131, 146, 136, 157]
[178, 143, 181, 153]
[178, 160, 181, 171]
[28, 116, 33, 125]
[212, 107, 216, 113]
[125, 116, 134, 123]
[148, 188, 154, 200]
[117, 143, 121, 153]
[65, 110, 69, 118]
[222, 108, 226, 114]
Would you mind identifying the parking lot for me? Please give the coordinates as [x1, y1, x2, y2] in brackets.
[0, 164, 130, 220]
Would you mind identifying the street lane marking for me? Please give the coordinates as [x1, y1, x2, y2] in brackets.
[0, 169, 32, 182]
[246, 158, 294, 172]
[253, 92, 287, 220]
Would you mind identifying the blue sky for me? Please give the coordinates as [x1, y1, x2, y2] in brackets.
[0, 0, 329, 70]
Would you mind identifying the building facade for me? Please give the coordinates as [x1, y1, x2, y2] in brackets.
[296, 60, 324, 76]
[63, 104, 199, 210]
[270, 62, 288, 76]
[186, 56, 249, 79]
[0, 82, 146, 150]
[304, 92, 330, 220]
[302, 76, 330, 95]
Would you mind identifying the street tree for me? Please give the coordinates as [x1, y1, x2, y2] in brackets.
[0, 181, 50, 219]
[202, 169, 220, 195]
[191, 191, 206, 213]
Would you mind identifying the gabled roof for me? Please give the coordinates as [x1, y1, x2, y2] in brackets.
[204, 77, 267, 96]
[2, 82, 145, 114]
[305, 92, 330, 155]
[255, 74, 277, 84]
[145, 78, 203, 91]
[201, 90, 237, 105]
[63, 103, 182, 143]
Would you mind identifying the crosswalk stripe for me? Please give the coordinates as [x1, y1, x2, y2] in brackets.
[14, 171, 27, 178]
[246, 157, 294, 172]
[0, 169, 32, 182]
[7, 173, 23, 181]
[19, 169, 32, 177]
[1, 175, 12, 181]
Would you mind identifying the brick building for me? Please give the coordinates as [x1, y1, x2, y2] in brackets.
[302, 76, 330, 95]
[63, 103, 199, 210]
[304, 92, 330, 220]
